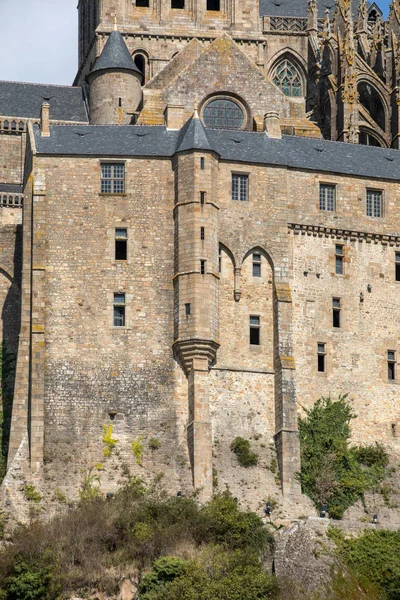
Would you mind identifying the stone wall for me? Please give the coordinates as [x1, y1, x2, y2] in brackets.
[0, 132, 24, 185]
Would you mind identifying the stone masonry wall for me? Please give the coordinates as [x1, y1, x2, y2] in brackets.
[35, 155, 192, 499]
[0, 133, 24, 185]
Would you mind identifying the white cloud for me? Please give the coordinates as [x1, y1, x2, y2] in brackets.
[0, 0, 77, 85]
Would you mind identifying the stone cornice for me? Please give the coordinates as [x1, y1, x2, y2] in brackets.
[289, 223, 400, 245]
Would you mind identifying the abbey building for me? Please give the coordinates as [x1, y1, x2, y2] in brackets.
[1, 0, 400, 513]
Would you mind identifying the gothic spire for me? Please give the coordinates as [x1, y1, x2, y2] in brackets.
[338, 0, 359, 143]
[389, 0, 400, 38]
[357, 0, 368, 34]
[307, 0, 318, 33]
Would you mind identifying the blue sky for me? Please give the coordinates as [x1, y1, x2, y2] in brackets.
[0, 0, 392, 86]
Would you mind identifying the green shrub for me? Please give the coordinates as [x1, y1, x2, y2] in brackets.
[132, 436, 144, 465]
[102, 424, 117, 458]
[149, 438, 161, 451]
[196, 493, 273, 553]
[230, 437, 259, 468]
[23, 485, 42, 504]
[298, 395, 389, 518]
[328, 527, 400, 600]
[139, 548, 278, 600]
[78, 468, 102, 503]
[4, 555, 61, 600]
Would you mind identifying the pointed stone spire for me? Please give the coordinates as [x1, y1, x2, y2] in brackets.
[90, 31, 142, 78]
[357, 0, 368, 34]
[323, 8, 332, 39]
[307, 0, 318, 33]
[339, 0, 359, 143]
[176, 114, 214, 154]
[389, 0, 400, 39]
[193, 97, 199, 119]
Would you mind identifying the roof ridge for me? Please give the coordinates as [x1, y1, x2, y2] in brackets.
[0, 80, 80, 89]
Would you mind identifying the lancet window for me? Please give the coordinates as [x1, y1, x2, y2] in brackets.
[272, 59, 302, 97]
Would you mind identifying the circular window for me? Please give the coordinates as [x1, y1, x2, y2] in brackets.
[203, 98, 245, 130]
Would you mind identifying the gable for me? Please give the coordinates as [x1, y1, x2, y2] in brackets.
[140, 35, 290, 128]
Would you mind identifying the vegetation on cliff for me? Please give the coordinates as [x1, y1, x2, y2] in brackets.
[298, 394, 389, 519]
[328, 527, 400, 600]
[0, 481, 276, 599]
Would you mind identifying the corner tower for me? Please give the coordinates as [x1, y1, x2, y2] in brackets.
[88, 29, 143, 125]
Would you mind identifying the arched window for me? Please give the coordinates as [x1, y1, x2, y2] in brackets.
[272, 59, 302, 97]
[359, 130, 382, 147]
[358, 82, 385, 132]
[134, 54, 146, 84]
[203, 98, 245, 130]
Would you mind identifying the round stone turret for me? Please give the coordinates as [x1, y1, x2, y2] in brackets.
[88, 30, 143, 125]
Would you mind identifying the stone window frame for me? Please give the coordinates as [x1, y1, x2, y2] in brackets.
[231, 171, 250, 202]
[135, 0, 151, 9]
[388, 350, 396, 382]
[249, 314, 261, 347]
[99, 160, 127, 196]
[395, 251, 400, 282]
[366, 188, 384, 219]
[317, 342, 327, 374]
[200, 93, 251, 131]
[319, 182, 337, 212]
[334, 243, 345, 277]
[113, 292, 126, 328]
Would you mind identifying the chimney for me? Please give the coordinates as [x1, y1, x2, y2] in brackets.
[264, 111, 281, 139]
[41, 102, 50, 137]
[164, 104, 185, 130]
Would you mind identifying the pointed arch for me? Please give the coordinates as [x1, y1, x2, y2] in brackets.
[267, 50, 307, 98]
[241, 246, 275, 272]
[357, 80, 387, 134]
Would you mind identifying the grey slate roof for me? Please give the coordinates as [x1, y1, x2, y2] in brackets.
[259, 0, 361, 18]
[91, 31, 142, 77]
[33, 124, 400, 182]
[0, 81, 88, 122]
[176, 115, 214, 154]
[0, 183, 23, 194]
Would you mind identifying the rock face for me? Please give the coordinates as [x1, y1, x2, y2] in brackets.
[273, 516, 400, 597]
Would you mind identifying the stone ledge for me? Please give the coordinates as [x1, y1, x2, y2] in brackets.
[289, 222, 400, 245]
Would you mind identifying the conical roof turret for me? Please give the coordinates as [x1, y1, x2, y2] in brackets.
[90, 31, 142, 79]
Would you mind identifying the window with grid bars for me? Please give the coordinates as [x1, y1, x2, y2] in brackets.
[272, 59, 302, 97]
[366, 189, 383, 218]
[335, 245, 344, 275]
[253, 253, 261, 277]
[203, 99, 244, 130]
[101, 163, 125, 194]
[113, 293, 126, 327]
[320, 184, 336, 212]
[232, 174, 248, 201]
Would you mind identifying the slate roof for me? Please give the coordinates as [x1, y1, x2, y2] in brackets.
[33, 123, 400, 182]
[176, 115, 213, 154]
[0, 183, 23, 194]
[259, 0, 362, 18]
[0, 81, 88, 122]
[91, 31, 142, 77]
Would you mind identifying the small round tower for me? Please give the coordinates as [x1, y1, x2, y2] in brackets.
[88, 30, 143, 125]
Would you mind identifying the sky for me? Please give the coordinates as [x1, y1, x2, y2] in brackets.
[0, 0, 392, 87]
